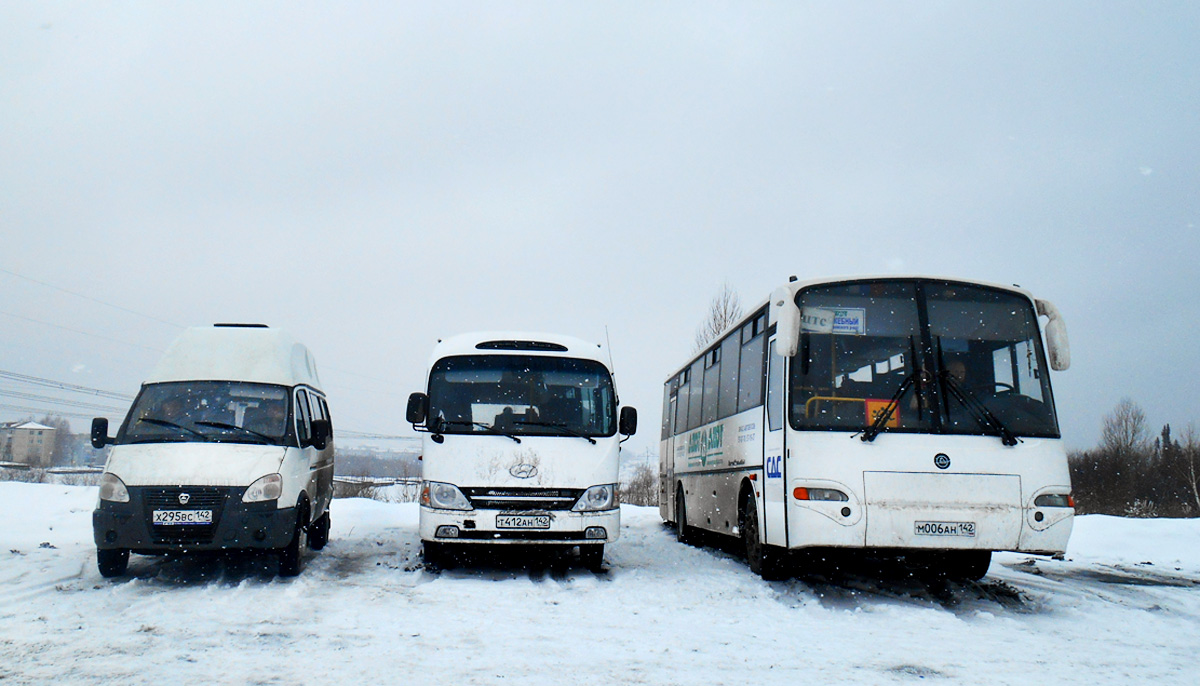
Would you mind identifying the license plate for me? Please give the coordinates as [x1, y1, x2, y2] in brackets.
[152, 510, 213, 526]
[914, 520, 976, 537]
[496, 514, 551, 529]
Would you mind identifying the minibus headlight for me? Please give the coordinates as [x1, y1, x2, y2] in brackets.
[422, 482, 473, 511]
[1034, 493, 1075, 508]
[243, 473, 283, 503]
[573, 484, 617, 512]
[98, 473, 130, 503]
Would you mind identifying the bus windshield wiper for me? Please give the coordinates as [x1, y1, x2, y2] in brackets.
[513, 420, 597, 444]
[136, 417, 212, 442]
[859, 369, 924, 443]
[442, 420, 522, 443]
[193, 420, 274, 444]
[939, 373, 1020, 447]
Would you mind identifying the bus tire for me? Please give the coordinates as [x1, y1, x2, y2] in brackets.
[580, 544, 604, 572]
[741, 493, 788, 581]
[423, 541, 447, 568]
[675, 490, 698, 546]
[97, 548, 129, 578]
[308, 511, 330, 551]
[279, 502, 309, 577]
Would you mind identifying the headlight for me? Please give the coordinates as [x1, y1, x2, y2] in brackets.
[98, 473, 130, 503]
[573, 484, 617, 512]
[422, 482, 473, 511]
[243, 473, 283, 503]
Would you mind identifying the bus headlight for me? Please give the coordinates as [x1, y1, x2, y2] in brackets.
[98, 473, 130, 503]
[793, 487, 849, 502]
[423, 482, 473, 511]
[243, 473, 283, 503]
[573, 484, 617, 512]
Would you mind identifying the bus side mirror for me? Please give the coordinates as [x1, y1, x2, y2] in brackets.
[310, 419, 331, 450]
[772, 285, 801, 357]
[407, 392, 429, 426]
[1036, 299, 1071, 371]
[91, 417, 112, 449]
[619, 407, 638, 436]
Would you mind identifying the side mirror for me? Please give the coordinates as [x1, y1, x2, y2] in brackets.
[772, 285, 801, 357]
[310, 419, 332, 450]
[91, 417, 111, 449]
[407, 392, 429, 426]
[1036, 299, 1071, 371]
[619, 406, 638, 436]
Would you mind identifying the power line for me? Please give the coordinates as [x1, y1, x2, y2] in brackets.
[0, 265, 184, 329]
[0, 309, 166, 354]
[0, 370, 135, 401]
[0, 388, 126, 413]
[0, 403, 122, 420]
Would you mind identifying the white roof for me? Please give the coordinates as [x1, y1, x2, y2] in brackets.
[146, 325, 321, 389]
[426, 331, 610, 369]
[13, 422, 54, 431]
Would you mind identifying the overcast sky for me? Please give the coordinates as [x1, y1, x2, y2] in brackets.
[2, 2, 1197, 455]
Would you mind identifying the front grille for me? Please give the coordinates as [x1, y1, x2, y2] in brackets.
[461, 487, 584, 511]
[141, 487, 231, 545]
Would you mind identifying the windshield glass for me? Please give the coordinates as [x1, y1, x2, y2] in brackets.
[789, 280, 1058, 439]
[427, 355, 616, 437]
[118, 381, 292, 446]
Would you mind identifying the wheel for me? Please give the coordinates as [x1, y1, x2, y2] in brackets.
[951, 550, 992, 581]
[279, 503, 309, 577]
[675, 490, 698, 546]
[308, 511, 330, 551]
[580, 544, 604, 572]
[97, 548, 129, 578]
[740, 493, 788, 580]
[423, 541, 451, 568]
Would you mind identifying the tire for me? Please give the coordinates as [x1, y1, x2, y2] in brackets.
[740, 493, 788, 581]
[308, 511, 330, 551]
[675, 490, 698, 546]
[580, 544, 604, 572]
[97, 548, 129, 578]
[279, 504, 309, 577]
[423, 541, 449, 568]
[951, 550, 992, 581]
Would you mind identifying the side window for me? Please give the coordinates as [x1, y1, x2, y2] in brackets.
[661, 379, 677, 441]
[318, 396, 333, 430]
[767, 341, 784, 431]
[717, 333, 740, 419]
[701, 347, 721, 425]
[294, 389, 312, 445]
[685, 360, 705, 431]
[674, 369, 691, 436]
[737, 314, 766, 412]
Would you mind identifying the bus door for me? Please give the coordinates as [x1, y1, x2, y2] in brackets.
[762, 339, 788, 547]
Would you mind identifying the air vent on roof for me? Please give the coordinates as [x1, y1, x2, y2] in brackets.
[213, 323, 269, 328]
[476, 340, 569, 352]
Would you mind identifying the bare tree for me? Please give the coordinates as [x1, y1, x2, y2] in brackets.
[693, 282, 743, 353]
[1101, 398, 1150, 459]
[620, 463, 658, 507]
[1175, 424, 1200, 513]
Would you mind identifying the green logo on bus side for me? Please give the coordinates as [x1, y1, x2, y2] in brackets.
[687, 425, 724, 467]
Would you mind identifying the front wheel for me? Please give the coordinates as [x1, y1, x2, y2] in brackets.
[97, 548, 129, 578]
[740, 494, 788, 580]
[279, 505, 309, 577]
[308, 511, 330, 551]
[580, 544, 604, 572]
[949, 550, 992, 581]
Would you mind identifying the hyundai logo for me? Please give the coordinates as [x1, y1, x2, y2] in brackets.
[509, 463, 538, 479]
[934, 453, 951, 470]
[178, 493, 191, 505]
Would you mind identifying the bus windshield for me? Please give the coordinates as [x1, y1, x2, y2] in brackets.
[118, 381, 292, 446]
[427, 355, 616, 438]
[788, 280, 1059, 439]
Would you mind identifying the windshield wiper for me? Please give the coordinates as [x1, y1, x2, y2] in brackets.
[193, 420, 274, 444]
[136, 417, 212, 442]
[440, 419, 522, 443]
[859, 369, 926, 443]
[513, 420, 597, 444]
[940, 372, 1020, 446]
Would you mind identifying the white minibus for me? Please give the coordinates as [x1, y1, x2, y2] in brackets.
[406, 332, 637, 571]
[91, 324, 334, 577]
[660, 276, 1074, 580]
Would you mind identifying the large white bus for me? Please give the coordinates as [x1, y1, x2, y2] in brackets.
[659, 276, 1074, 580]
[406, 332, 637, 571]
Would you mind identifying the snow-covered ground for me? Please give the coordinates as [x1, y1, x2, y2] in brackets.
[2, 483, 1198, 685]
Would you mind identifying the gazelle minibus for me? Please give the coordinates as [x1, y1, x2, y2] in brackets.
[660, 276, 1073, 580]
[407, 332, 637, 571]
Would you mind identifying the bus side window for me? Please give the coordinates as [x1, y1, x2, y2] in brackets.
[738, 316, 766, 412]
[686, 360, 705, 431]
[717, 333, 740, 419]
[767, 341, 784, 431]
[701, 347, 721, 425]
[674, 369, 691, 436]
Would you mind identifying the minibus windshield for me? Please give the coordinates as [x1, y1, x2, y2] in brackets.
[118, 381, 292, 446]
[427, 355, 616, 438]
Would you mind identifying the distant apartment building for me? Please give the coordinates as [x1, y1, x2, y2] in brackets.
[0, 421, 56, 467]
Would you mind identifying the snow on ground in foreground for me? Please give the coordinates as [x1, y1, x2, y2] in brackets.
[1, 483, 1198, 685]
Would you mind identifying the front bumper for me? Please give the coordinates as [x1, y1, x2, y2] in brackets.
[419, 506, 620, 545]
[94, 485, 296, 553]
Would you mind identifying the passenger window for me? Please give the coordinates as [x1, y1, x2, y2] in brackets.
[295, 389, 312, 445]
[674, 370, 690, 436]
[767, 341, 784, 431]
[737, 317, 766, 412]
[686, 360, 705, 431]
[701, 348, 721, 425]
[717, 333, 740, 419]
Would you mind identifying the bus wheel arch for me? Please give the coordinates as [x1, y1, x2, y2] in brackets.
[739, 489, 787, 580]
[675, 485, 697, 546]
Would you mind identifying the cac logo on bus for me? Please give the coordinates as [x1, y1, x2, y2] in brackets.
[765, 455, 782, 479]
